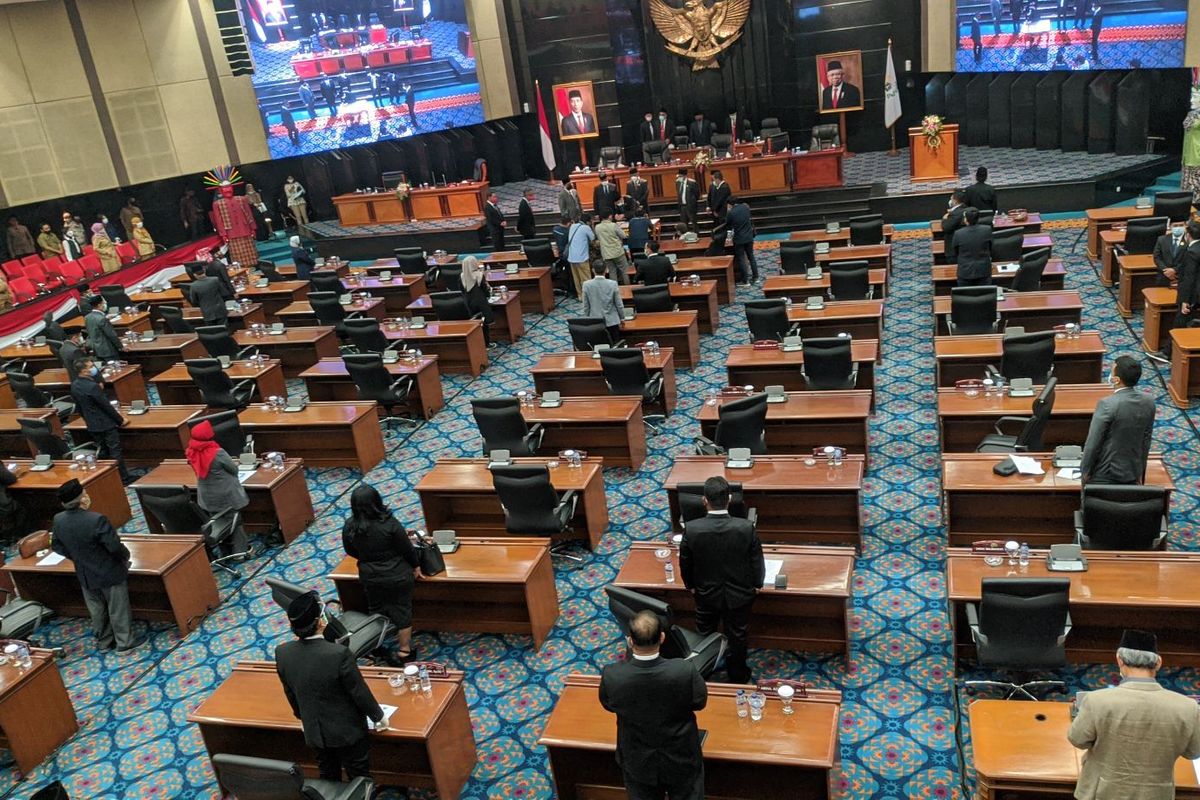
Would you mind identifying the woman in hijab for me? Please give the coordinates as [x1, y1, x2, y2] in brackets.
[460, 255, 495, 347]
[341, 484, 420, 666]
[131, 216, 156, 257]
[90, 223, 120, 273]
[289, 235, 316, 281]
[185, 420, 249, 560]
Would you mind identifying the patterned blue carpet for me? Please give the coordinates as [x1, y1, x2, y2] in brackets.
[2, 221, 1199, 799]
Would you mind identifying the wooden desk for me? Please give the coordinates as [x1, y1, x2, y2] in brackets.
[1116, 253, 1158, 316]
[789, 225, 895, 245]
[1142, 286, 1178, 353]
[62, 309, 151, 337]
[134, 458, 314, 544]
[330, 537, 558, 648]
[0, 408, 60, 457]
[933, 332, 1105, 386]
[190, 661, 475, 796]
[238, 401, 385, 471]
[671, 256, 736, 304]
[4, 534, 219, 635]
[1098, 228, 1124, 286]
[428, 251, 526, 268]
[382, 320, 488, 376]
[615, 541, 854, 655]
[6, 459, 131, 529]
[119, 333, 207, 376]
[931, 212, 1043, 239]
[406, 290, 525, 343]
[540, 674, 841, 800]
[698, 390, 871, 463]
[930, 258, 1066, 295]
[36, 364, 148, 405]
[521, 396, 646, 470]
[937, 383, 1112, 452]
[1169, 327, 1200, 407]
[1085, 205, 1153, 259]
[620, 280, 719, 333]
[620, 311, 700, 369]
[531, 350, 678, 416]
[408, 181, 488, 220]
[791, 148, 844, 191]
[725, 341, 878, 398]
[149, 360, 288, 406]
[182, 302, 268, 331]
[275, 297, 386, 327]
[483, 266, 555, 314]
[762, 269, 888, 302]
[233, 327, 339, 378]
[719, 152, 792, 197]
[932, 290, 1083, 335]
[416, 457, 608, 549]
[0, 374, 11, 408]
[815, 243, 891, 272]
[0, 649, 77, 776]
[971, 700, 1200, 799]
[235, 281, 309, 321]
[665, 455, 863, 547]
[345, 273, 428, 313]
[659, 238, 714, 260]
[947, 549, 1200, 667]
[300, 356, 444, 419]
[66, 405, 204, 468]
[129, 287, 187, 308]
[932, 233, 1051, 265]
[332, 191, 410, 225]
[786, 300, 884, 346]
[0, 342, 59, 374]
[941, 453, 1172, 546]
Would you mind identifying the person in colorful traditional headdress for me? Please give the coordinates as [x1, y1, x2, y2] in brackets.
[1182, 81, 1200, 200]
[205, 165, 259, 267]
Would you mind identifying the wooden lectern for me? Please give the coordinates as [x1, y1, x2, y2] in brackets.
[909, 123, 959, 181]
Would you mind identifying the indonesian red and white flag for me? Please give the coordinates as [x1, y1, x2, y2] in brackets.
[536, 81, 557, 175]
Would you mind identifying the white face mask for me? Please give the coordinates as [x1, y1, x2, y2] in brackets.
[1172, 226, 1185, 238]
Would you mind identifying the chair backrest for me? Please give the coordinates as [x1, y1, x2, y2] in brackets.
[1080, 485, 1166, 549]
[976, 577, 1070, 668]
[1152, 190, 1193, 222]
[760, 117, 782, 137]
[58, 260, 85, 284]
[137, 485, 207, 533]
[802, 336, 856, 390]
[676, 481, 748, 524]
[631, 284, 672, 313]
[1014, 377, 1057, 451]
[430, 291, 471, 320]
[567, 317, 614, 351]
[1124, 216, 1169, 254]
[976, 210, 995, 228]
[344, 353, 406, 404]
[19, 255, 40, 268]
[185, 358, 237, 406]
[603, 584, 692, 661]
[159, 305, 195, 334]
[18, 417, 70, 459]
[439, 264, 464, 292]
[6, 371, 49, 407]
[0, 260, 22, 280]
[714, 393, 768, 454]
[8, 277, 36, 303]
[490, 464, 564, 534]
[642, 140, 669, 165]
[599, 348, 651, 396]
[195, 325, 239, 359]
[778, 241, 815, 275]
[949, 286, 999, 335]
[307, 291, 347, 326]
[810, 123, 840, 150]
[210, 754, 306, 800]
[524, 242, 555, 267]
[21, 262, 50, 285]
[78, 253, 103, 277]
[989, 227, 1024, 261]
[344, 317, 392, 354]
[189, 410, 247, 456]
[395, 253, 428, 275]
[744, 299, 789, 342]
[99, 285, 133, 309]
[471, 397, 534, 454]
[710, 133, 733, 157]
[1011, 247, 1050, 292]
[848, 215, 884, 246]
[1000, 331, 1056, 383]
[828, 264, 870, 301]
[672, 126, 689, 146]
[308, 269, 345, 294]
[115, 241, 139, 264]
[599, 146, 623, 167]
[394, 247, 424, 258]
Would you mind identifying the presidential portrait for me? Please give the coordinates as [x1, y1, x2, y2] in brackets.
[816, 50, 864, 114]
[553, 81, 600, 140]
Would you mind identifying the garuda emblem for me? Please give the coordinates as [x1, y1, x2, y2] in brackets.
[648, 0, 751, 71]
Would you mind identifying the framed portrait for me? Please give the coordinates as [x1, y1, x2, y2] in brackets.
[816, 50, 864, 114]
[552, 80, 600, 141]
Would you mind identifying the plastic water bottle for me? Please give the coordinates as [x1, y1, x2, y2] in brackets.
[418, 665, 432, 695]
[735, 689, 748, 718]
[1018, 542, 1030, 567]
[664, 561, 675, 583]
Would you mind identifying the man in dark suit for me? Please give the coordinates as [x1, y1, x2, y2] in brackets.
[70, 357, 129, 482]
[821, 60, 861, 111]
[951, 208, 993, 286]
[385, 72, 400, 106]
[279, 106, 300, 147]
[59, 329, 86, 381]
[625, 166, 649, 215]
[558, 178, 582, 222]
[51, 478, 141, 652]
[653, 108, 672, 143]
[635, 241, 674, 286]
[599, 610, 707, 800]
[971, 15, 983, 61]
[593, 172, 618, 220]
[401, 81, 417, 128]
[706, 169, 731, 225]
[560, 89, 596, 136]
[516, 189, 537, 240]
[722, 109, 749, 142]
[1176, 220, 1200, 328]
[942, 190, 969, 260]
[299, 81, 317, 119]
[990, 0, 1004, 34]
[83, 295, 122, 361]
[963, 167, 998, 211]
[676, 169, 699, 235]
[187, 266, 231, 327]
[276, 592, 385, 781]
[319, 77, 338, 116]
[1152, 223, 1187, 288]
[679, 476, 765, 684]
[1090, 3, 1104, 60]
[687, 112, 713, 147]
[1081, 355, 1156, 485]
[484, 192, 506, 250]
[370, 72, 387, 107]
[639, 112, 657, 143]
[726, 198, 758, 285]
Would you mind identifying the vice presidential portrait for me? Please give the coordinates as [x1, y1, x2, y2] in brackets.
[555, 81, 600, 140]
[817, 51, 864, 114]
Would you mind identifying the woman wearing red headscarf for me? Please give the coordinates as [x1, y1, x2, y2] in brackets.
[186, 420, 249, 560]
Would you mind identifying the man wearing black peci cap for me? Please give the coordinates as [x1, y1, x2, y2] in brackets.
[275, 592, 385, 782]
[1068, 629, 1200, 799]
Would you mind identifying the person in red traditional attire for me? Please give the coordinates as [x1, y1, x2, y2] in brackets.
[205, 166, 259, 268]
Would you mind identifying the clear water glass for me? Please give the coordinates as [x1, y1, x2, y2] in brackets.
[777, 684, 795, 715]
[388, 673, 406, 695]
[748, 692, 766, 721]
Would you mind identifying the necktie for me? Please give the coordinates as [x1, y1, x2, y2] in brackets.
[833, 87, 840, 108]
[575, 114, 583, 130]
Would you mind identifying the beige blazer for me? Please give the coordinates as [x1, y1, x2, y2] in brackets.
[1068, 680, 1200, 800]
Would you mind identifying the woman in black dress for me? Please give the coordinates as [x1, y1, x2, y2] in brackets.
[341, 485, 421, 666]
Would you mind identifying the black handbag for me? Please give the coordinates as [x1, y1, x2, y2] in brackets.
[415, 537, 445, 576]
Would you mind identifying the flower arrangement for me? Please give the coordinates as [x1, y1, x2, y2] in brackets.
[394, 182, 411, 201]
[692, 148, 713, 170]
[920, 115, 944, 151]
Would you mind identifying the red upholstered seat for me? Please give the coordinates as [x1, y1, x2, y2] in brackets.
[293, 59, 320, 79]
[369, 25, 387, 44]
[366, 50, 388, 68]
[83, 244, 95, 256]
[8, 276, 37, 303]
[343, 53, 365, 71]
[116, 241, 138, 264]
[20, 262, 61, 288]
[78, 254, 104, 278]
[41, 260, 67, 284]
[19, 255, 40, 269]
[1, 260, 24, 280]
[59, 261, 85, 284]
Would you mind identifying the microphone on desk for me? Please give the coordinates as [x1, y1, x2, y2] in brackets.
[440, 174, 447, 186]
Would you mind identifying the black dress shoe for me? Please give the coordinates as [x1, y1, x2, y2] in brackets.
[398, 648, 418, 665]
[383, 651, 407, 668]
[116, 637, 146, 653]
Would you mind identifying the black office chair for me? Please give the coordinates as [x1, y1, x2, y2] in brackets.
[809, 123, 840, 150]
[694, 392, 768, 455]
[976, 210, 995, 228]
[779, 241, 815, 276]
[828, 262, 872, 301]
[672, 125, 689, 147]
[604, 585, 726, 679]
[343, 317, 402, 356]
[210, 753, 373, 800]
[343, 353, 416, 432]
[0, 589, 54, 642]
[471, 397, 543, 456]
[1010, 247, 1050, 292]
[1074, 485, 1168, 550]
[710, 133, 733, 158]
[491, 464, 581, 562]
[675, 481, 757, 529]
[1117, 216, 1168, 257]
[195, 325, 258, 360]
[308, 269, 346, 294]
[975, 378, 1057, 453]
[429, 291, 480, 322]
[848, 215, 884, 246]
[185, 358, 256, 410]
[99, 285, 145, 312]
[987, 332, 1055, 384]
[801, 336, 858, 390]
[17, 416, 98, 460]
[308, 291, 362, 340]
[524, 241, 555, 268]
[438, 264, 464, 292]
[8, 370, 74, 423]
[393, 246, 424, 258]
[642, 140, 669, 165]
[265, 578, 390, 660]
[600, 348, 667, 434]
[158, 305, 195, 334]
[631, 285, 675, 314]
[1152, 190, 1193, 222]
[963, 578, 1071, 700]
[744, 299, 797, 343]
[188, 411, 252, 457]
[256, 260, 287, 283]
[599, 146, 623, 168]
[990, 227, 1024, 262]
[759, 117, 782, 138]
[947, 286, 1000, 335]
[568, 317, 623, 351]
[136, 485, 249, 575]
